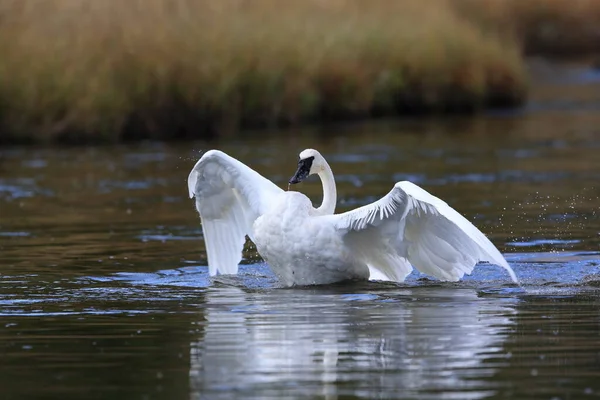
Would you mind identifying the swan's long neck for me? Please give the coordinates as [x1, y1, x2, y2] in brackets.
[316, 160, 337, 215]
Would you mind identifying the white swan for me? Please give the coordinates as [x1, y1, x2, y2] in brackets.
[187, 149, 518, 286]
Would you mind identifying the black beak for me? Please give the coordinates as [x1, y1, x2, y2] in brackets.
[289, 156, 314, 185]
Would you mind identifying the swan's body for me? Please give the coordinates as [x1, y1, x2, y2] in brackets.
[253, 191, 369, 285]
[188, 149, 518, 286]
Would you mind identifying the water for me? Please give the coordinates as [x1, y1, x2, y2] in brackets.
[0, 62, 599, 399]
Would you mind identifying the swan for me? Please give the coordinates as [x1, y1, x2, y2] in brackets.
[187, 149, 518, 286]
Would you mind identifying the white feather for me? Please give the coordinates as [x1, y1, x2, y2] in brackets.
[187, 150, 284, 275]
[326, 181, 518, 283]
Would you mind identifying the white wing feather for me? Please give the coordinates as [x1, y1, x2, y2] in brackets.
[327, 181, 518, 283]
[187, 150, 284, 275]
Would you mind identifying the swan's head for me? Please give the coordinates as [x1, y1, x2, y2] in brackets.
[289, 148, 325, 184]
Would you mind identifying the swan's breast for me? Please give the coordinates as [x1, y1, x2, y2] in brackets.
[252, 192, 313, 254]
[269, 191, 312, 216]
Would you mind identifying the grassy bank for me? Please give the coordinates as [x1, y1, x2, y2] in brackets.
[459, 0, 600, 57]
[3, 1, 597, 144]
[0, 0, 530, 143]
[5, 0, 600, 144]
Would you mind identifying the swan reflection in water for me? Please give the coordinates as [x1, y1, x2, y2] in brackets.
[189, 284, 516, 399]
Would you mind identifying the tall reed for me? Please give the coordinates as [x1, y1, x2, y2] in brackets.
[0, 0, 528, 143]
[458, 0, 600, 56]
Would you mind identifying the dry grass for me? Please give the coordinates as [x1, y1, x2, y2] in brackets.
[456, 0, 600, 57]
[0, 0, 533, 143]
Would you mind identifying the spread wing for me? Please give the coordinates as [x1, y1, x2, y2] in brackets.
[324, 181, 518, 283]
[187, 150, 284, 275]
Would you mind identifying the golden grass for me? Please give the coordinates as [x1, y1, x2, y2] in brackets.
[0, 0, 533, 142]
[458, 0, 600, 56]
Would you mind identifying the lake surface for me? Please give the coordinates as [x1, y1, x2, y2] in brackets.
[0, 61, 599, 399]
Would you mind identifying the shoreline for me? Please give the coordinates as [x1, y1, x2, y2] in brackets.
[0, 0, 598, 145]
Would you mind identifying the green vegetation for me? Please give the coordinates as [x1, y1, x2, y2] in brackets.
[0, 0, 596, 144]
